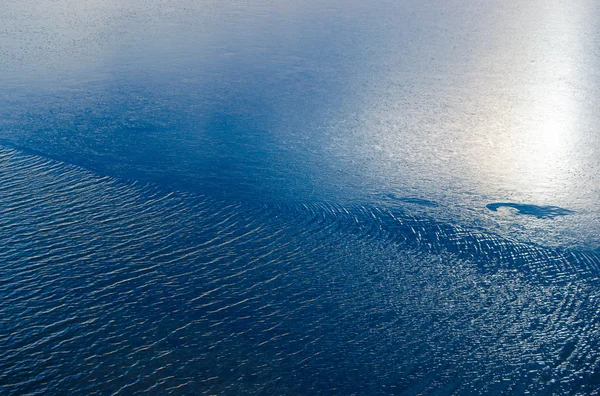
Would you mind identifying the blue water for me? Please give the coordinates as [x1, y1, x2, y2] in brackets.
[1, 0, 600, 394]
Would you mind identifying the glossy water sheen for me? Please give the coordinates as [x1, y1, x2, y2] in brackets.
[1, 0, 600, 394]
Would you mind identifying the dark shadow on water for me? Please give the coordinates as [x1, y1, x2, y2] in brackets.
[486, 202, 575, 219]
[384, 194, 439, 207]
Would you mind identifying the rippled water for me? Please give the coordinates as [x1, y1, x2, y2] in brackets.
[1, 0, 600, 394]
[2, 146, 600, 394]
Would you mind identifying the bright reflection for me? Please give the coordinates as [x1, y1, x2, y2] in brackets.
[516, 85, 575, 198]
[507, 1, 582, 202]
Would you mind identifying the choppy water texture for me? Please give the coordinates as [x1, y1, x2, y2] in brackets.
[2, 146, 600, 395]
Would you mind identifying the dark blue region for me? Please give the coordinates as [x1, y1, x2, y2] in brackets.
[486, 202, 576, 219]
[383, 194, 439, 207]
[2, 146, 600, 395]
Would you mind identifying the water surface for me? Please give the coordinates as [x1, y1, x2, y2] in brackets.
[1, 0, 600, 394]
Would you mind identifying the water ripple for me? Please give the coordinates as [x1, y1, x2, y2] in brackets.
[1, 145, 600, 395]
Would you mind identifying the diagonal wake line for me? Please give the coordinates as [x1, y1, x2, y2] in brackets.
[1, 143, 599, 286]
